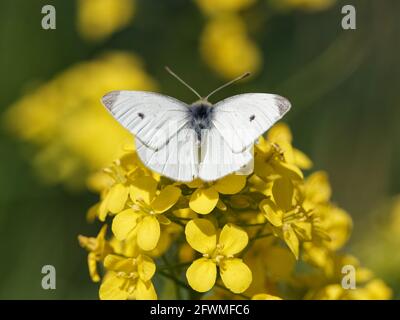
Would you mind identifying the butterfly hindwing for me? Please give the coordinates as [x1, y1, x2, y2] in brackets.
[198, 125, 253, 181]
[135, 124, 199, 182]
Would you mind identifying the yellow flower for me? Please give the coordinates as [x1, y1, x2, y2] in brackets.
[200, 14, 261, 79]
[78, 225, 112, 282]
[77, 0, 135, 41]
[259, 178, 312, 259]
[188, 175, 246, 214]
[185, 219, 252, 293]
[99, 254, 157, 300]
[112, 176, 181, 251]
[252, 293, 283, 300]
[196, 0, 256, 15]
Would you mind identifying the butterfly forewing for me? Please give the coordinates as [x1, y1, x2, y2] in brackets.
[102, 91, 191, 151]
[211, 93, 291, 153]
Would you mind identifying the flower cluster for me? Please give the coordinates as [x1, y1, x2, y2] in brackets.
[77, 0, 135, 41]
[79, 123, 391, 299]
[4, 52, 156, 187]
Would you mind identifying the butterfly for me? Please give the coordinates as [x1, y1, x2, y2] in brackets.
[101, 67, 291, 182]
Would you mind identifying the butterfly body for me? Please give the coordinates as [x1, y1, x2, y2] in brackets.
[189, 100, 213, 141]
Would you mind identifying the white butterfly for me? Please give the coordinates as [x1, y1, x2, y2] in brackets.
[101, 68, 291, 182]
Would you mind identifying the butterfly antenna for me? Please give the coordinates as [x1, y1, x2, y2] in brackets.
[204, 72, 251, 101]
[165, 66, 202, 99]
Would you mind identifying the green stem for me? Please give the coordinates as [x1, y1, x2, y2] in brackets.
[161, 255, 182, 299]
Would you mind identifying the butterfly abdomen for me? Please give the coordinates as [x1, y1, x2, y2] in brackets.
[189, 102, 213, 141]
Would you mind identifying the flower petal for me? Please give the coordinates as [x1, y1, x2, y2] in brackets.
[137, 255, 156, 281]
[219, 223, 248, 256]
[259, 199, 283, 227]
[135, 279, 157, 300]
[189, 187, 219, 214]
[186, 258, 217, 292]
[129, 176, 158, 204]
[272, 177, 293, 212]
[151, 185, 181, 213]
[283, 225, 300, 259]
[99, 272, 129, 300]
[112, 209, 140, 241]
[137, 216, 160, 251]
[220, 258, 252, 293]
[252, 293, 282, 300]
[185, 219, 217, 254]
[214, 175, 246, 194]
[103, 254, 133, 273]
[107, 183, 129, 214]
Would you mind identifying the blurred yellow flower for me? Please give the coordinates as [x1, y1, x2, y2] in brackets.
[77, 0, 135, 41]
[196, 0, 256, 15]
[5, 52, 156, 187]
[99, 254, 157, 300]
[200, 14, 261, 79]
[185, 219, 252, 293]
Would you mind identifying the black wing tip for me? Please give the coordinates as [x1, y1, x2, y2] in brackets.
[274, 95, 291, 115]
[101, 91, 120, 110]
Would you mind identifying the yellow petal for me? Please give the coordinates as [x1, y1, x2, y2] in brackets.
[185, 219, 217, 254]
[151, 185, 181, 213]
[283, 225, 300, 259]
[293, 148, 313, 169]
[252, 293, 282, 300]
[103, 254, 133, 273]
[272, 177, 293, 211]
[99, 272, 129, 300]
[88, 252, 100, 282]
[189, 187, 219, 214]
[214, 175, 246, 194]
[137, 255, 156, 281]
[135, 279, 157, 300]
[137, 216, 160, 251]
[273, 160, 303, 180]
[219, 223, 248, 256]
[186, 258, 217, 292]
[107, 183, 129, 214]
[185, 179, 204, 188]
[129, 176, 158, 204]
[112, 209, 140, 241]
[220, 258, 252, 293]
[259, 199, 283, 227]
[267, 123, 292, 143]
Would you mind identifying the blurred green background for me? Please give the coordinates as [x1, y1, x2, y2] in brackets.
[0, 0, 399, 299]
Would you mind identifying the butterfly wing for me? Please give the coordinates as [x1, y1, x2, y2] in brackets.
[198, 126, 253, 181]
[102, 91, 191, 151]
[211, 93, 291, 153]
[136, 124, 199, 182]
